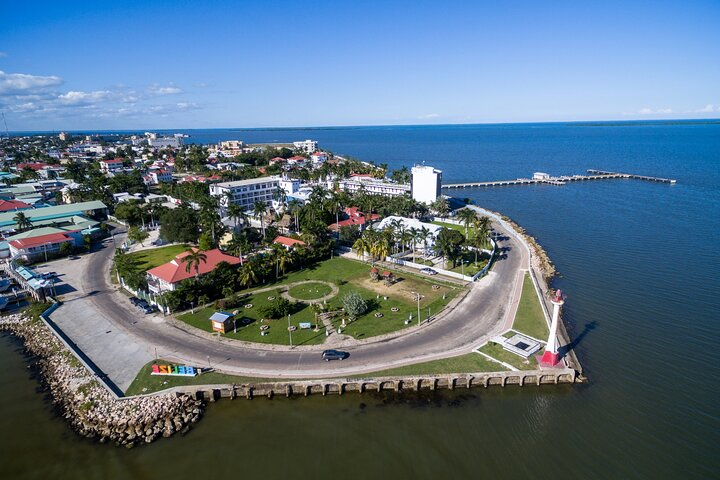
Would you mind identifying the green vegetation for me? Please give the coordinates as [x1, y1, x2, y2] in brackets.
[176, 257, 462, 344]
[478, 342, 538, 370]
[126, 244, 188, 271]
[20, 301, 53, 321]
[287, 282, 333, 300]
[511, 273, 549, 339]
[125, 361, 285, 396]
[351, 353, 506, 377]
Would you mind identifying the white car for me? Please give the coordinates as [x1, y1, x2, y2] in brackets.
[420, 267, 438, 275]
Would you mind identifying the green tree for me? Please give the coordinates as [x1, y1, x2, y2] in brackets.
[128, 226, 149, 246]
[181, 248, 208, 278]
[435, 228, 465, 269]
[253, 201, 268, 238]
[159, 205, 200, 243]
[342, 291, 368, 321]
[430, 197, 450, 217]
[456, 208, 478, 237]
[12, 211, 33, 232]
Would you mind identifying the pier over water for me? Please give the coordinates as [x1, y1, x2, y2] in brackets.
[443, 169, 677, 189]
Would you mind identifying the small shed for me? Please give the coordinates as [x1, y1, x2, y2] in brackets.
[210, 311, 235, 334]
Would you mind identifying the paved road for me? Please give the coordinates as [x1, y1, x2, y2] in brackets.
[47, 219, 526, 382]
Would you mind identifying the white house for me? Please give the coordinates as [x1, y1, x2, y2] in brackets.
[292, 140, 318, 153]
[99, 159, 124, 174]
[210, 176, 281, 214]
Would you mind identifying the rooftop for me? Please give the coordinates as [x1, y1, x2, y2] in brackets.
[147, 248, 242, 284]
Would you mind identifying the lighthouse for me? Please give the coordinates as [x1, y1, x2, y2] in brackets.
[540, 289, 565, 367]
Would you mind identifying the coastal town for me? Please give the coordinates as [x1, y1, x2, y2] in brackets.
[0, 131, 580, 446]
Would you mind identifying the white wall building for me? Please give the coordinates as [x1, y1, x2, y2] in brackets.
[210, 176, 281, 213]
[99, 159, 124, 174]
[411, 165, 442, 204]
[279, 178, 300, 195]
[148, 136, 182, 149]
[293, 140, 318, 153]
[376, 216, 442, 249]
[336, 178, 410, 198]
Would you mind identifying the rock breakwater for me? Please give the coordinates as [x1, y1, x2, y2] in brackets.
[0, 312, 204, 447]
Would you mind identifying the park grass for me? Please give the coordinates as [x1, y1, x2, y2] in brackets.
[176, 257, 463, 344]
[127, 244, 188, 271]
[511, 273, 549, 340]
[350, 353, 507, 377]
[125, 361, 286, 396]
[288, 282, 333, 300]
[478, 342, 538, 370]
[442, 251, 490, 277]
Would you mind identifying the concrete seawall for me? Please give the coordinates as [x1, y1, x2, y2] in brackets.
[150, 368, 579, 402]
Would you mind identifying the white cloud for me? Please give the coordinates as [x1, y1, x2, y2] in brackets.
[147, 84, 182, 95]
[0, 70, 63, 95]
[694, 104, 717, 113]
[636, 107, 673, 115]
[57, 90, 112, 105]
[418, 113, 440, 119]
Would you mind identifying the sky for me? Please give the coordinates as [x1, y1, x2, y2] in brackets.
[1, 0, 719, 131]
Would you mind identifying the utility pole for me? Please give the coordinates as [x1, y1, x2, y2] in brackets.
[287, 314, 293, 347]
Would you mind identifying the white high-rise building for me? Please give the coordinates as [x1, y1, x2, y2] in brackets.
[411, 165, 442, 204]
[293, 140, 318, 153]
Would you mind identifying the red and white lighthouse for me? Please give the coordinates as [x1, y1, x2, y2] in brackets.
[540, 289, 565, 367]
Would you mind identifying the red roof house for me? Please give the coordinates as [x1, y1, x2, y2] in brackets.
[272, 236, 306, 249]
[0, 199, 32, 212]
[146, 248, 242, 292]
[328, 207, 380, 232]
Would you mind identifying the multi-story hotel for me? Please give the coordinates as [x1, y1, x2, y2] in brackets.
[210, 176, 281, 213]
[336, 177, 410, 198]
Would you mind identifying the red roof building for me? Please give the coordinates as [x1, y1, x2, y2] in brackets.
[16, 162, 50, 171]
[328, 207, 380, 232]
[146, 248, 242, 292]
[8, 231, 80, 262]
[272, 236, 306, 249]
[0, 199, 32, 212]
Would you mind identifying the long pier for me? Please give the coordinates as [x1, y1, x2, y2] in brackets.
[443, 169, 676, 189]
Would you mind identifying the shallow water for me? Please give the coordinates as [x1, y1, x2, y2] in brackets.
[2, 122, 718, 479]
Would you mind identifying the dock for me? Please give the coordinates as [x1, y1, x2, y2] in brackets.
[443, 169, 676, 189]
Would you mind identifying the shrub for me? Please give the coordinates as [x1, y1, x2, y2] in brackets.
[259, 297, 292, 319]
[342, 291, 368, 320]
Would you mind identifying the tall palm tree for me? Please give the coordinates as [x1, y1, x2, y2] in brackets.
[473, 215, 491, 249]
[457, 208, 478, 237]
[181, 248, 208, 279]
[253, 201, 268, 238]
[272, 244, 293, 279]
[13, 211, 33, 232]
[238, 262, 259, 288]
[418, 226, 431, 257]
[226, 203, 245, 232]
[408, 227, 420, 262]
[352, 236, 371, 262]
[286, 199, 303, 233]
[274, 185, 287, 208]
[226, 233, 249, 265]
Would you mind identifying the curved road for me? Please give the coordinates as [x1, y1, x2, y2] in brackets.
[77, 220, 526, 378]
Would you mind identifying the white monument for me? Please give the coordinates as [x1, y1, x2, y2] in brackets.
[540, 289, 565, 367]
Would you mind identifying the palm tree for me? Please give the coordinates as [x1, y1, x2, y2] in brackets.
[418, 226, 431, 257]
[408, 227, 420, 262]
[274, 185, 287, 208]
[272, 244, 293, 279]
[457, 208, 478, 237]
[286, 199, 303, 233]
[181, 248, 208, 278]
[238, 262, 259, 288]
[226, 203, 245, 232]
[431, 197, 450, 217]
[253, 201, 268, 238]
[473, 215, 491, 249]
[226, 233, 249, 265]
[352, 236, 371, 262]
[13, 212, 33, 232]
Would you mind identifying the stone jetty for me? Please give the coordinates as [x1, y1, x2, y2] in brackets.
[0, 313, 204, 448]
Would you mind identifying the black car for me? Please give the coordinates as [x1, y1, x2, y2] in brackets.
[129, 297, 141, 306]
[140, 305, 154, 314]
[321, 349, 348, 361]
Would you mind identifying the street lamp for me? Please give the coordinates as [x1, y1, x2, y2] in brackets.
[287, 314, 293, 347]
[411, 291, 424, 325]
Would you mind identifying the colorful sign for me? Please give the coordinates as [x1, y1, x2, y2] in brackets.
[151, 364, 198, 376]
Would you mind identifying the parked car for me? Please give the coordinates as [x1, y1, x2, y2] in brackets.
[420, 267, 438, 276]
[129, 297, 141, 306]
[321, 349, 348, 361]
[151, 239, 165, 246]
[140, 305, 154, 314]
[39, 272, 56, 279]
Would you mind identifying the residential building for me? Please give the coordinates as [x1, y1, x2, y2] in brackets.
[328, 207, 380, 232]
[293, 140, 318, 153]
[146, 248, 242, 293]
[210, 176, 281, 213]
[99, 158, 125, 174]
[0, 199, 32, 213]
[411, 165, 442, 204]
[216, 140, 245, 156]
[0, 200, 107, 233]
[310, 151, 328, 165]
[336, 177, 410, 197]
[272, 236, 306, 250]
[144, 170, 173, 185]
[8, 231, 83, 263]
[279, 178, 300, 195]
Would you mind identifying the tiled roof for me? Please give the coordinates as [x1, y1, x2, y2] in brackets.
[0, 199, 32, 212]
[9, 232, 74, 250]
[273, 236, 306, 247]
[147, 248, 242, 284]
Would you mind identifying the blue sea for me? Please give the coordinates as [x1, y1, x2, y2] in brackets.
[2, 121, 719, 479]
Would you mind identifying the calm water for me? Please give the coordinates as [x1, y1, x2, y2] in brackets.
[2, 122, 719, 479]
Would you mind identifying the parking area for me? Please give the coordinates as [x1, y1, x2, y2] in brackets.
[37, 243, 154, 392]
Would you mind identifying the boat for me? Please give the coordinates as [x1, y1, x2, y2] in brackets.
[0, 278, 12, 293]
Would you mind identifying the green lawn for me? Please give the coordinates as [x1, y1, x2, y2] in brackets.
[512, 273, 549, 340]
[287, 282, 333, 300]
[176, 257, 463, 344]
[125, 361, 286, 396]
[441, 251, 491, 277]
[431, 220, 474, 236]
[350, 353, 507, 377]
[478, 342, 538, 370]
[127, 244, 188, 271]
